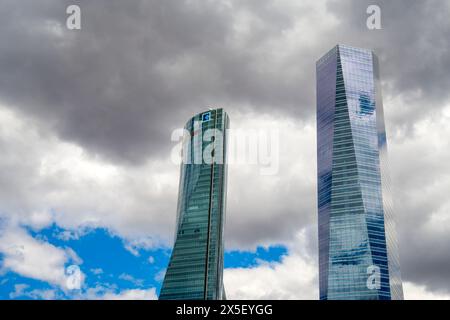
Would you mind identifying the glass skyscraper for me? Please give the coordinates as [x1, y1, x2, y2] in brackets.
[159, 108, 229, 300]
[316, 45, 403, 300]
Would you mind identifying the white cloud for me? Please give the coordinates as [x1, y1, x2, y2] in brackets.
[225, 253, 317, 300]
[154, 270, 166, 283]
[102, 288, 157, 300]
[90, 268, 103, 275]
[0, 0, 449, 300]
[0, 102, 318, 251]
[9, 284, 29, 299]
[0, 103, 178, 245]
[0, 224, 83, 289]
[224, 232, 318, 300]
[9, 283, 57, 300]
[2, 98, 450, 298]
[225, 110, 317, 249]
[84, 285, 157, 300]
[124, 237, 161, 256]
[386, 103, 450, 290]
[27, 289, 57, 300]
[65, 247, 83, 265]
[404, 282, 450, 300]
[118, 273, 144, 287]
[1, 84, 450, 298]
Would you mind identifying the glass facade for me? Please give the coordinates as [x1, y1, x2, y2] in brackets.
[317, 45, 403, 300]
[159, 108, 229, 300]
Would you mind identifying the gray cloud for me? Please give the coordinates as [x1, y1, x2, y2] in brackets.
[1, 0, 449, 164]
[1, 0, 450, 296]
[326, 0, 450, 126]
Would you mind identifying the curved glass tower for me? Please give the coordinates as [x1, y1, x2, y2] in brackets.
[159, 108, 229, 300]
[316, 45, 403, 300]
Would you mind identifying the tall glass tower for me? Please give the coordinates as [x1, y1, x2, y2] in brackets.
[159, 108, 229, 300]
[316, 45, 403, 300]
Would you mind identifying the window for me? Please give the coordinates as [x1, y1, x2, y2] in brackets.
[202, 112, 211, 122]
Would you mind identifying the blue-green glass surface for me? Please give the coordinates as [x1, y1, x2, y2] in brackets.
[159, 108, 229, 300]
[317, 45, 403, 300]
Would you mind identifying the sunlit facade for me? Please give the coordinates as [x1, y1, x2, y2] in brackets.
[316, 45, 403, 300]
[159, 108, 229, 300]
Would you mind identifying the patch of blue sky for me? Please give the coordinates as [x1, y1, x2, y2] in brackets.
[224, 245, 288, 269]
[1, 224, 288, 299]
[0, 272, 58, 299]
[3, 225, 171, 299]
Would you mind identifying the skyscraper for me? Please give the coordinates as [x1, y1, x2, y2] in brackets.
[316, 45, 403, 300]
[159, 108, 229, 300]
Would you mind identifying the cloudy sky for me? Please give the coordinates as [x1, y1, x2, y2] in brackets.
[1, 0, 450, 300]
